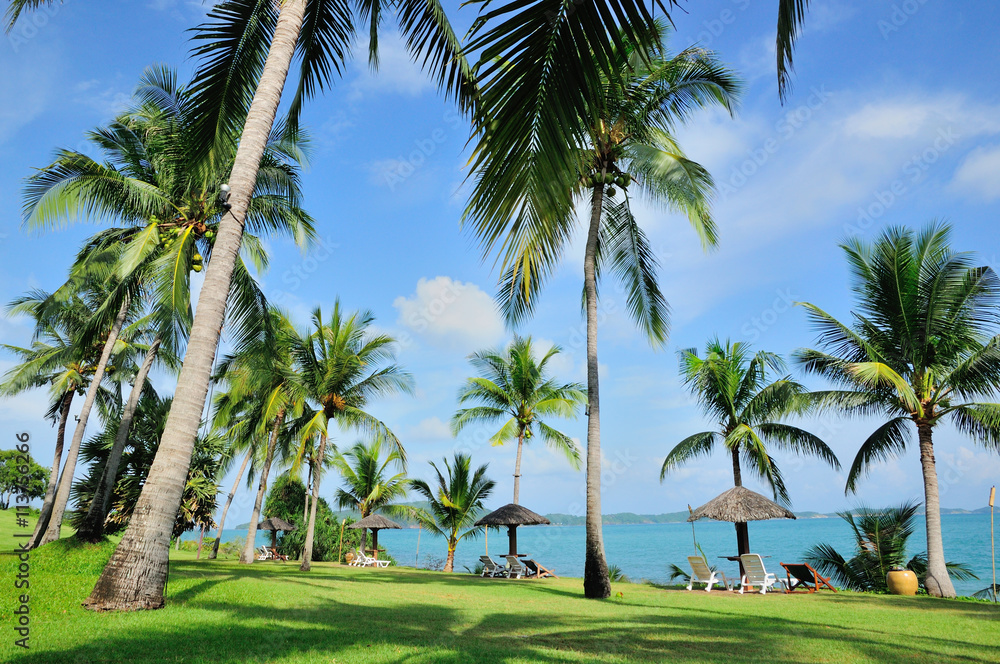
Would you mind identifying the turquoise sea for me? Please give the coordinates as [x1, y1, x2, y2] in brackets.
[188, 513, 997, 596]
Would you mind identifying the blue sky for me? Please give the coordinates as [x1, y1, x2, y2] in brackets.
[2, 1, 999, 526]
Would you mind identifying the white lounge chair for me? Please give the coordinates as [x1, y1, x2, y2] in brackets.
[504, 555, 525, 579]
[480, 555, 507, 578]
[687, 556, 730, 592]
[739, 553, 786, 594]
[356, 549, 390, 568]
[256, 546, 272, 561]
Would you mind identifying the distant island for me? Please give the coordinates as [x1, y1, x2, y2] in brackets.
[231, 505, 989, 531]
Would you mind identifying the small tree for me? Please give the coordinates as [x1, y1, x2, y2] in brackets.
[0, 449, 49, 509]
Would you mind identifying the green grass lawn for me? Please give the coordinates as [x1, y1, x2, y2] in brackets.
[1, 535, 998, 664]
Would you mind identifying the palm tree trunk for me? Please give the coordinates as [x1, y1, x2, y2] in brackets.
[512, 431, 525, 504]
[917, 421, 956, 597]
[78, 336, 162, 542]
[303, 464, 311, 522]
[240, 410, 284, 564]
[583, 181, 611, 599]
[731, 447, 749, 558]
[83, 0, 308, 611]
[36, 296, 130, 549]
[32, 390, 73, 545]
[209, 449, 253, 560]
[301, 432, 328, 571]
[445, 543, 456, 573]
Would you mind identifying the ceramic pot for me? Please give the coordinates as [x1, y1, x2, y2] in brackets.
[886, 569, 918, 596]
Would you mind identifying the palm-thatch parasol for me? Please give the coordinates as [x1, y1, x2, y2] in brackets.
[475, 503, 550, 556]
[688, 486, 795, 559]
[258, 516, 297, 550]
[348, 514, 402, 559]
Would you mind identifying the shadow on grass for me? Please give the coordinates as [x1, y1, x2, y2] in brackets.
[10, 562, 998, 664]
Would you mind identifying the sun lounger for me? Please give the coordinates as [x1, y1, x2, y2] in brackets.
[355, 549, 390, 568]
[505, 555, 526, 579]
[523, 559, 558, 578]
[780, 563, 837, 593]
[739, 553, 786, 594]
[480, 555, 507, 578]
[687, 555, 730, 592]
[256, 546, 272, 561]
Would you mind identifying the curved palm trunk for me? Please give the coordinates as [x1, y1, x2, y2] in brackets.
[512, 431, 525, 504]
[209, 449, 253, 559]
[241, 410, 284, 564]
[36, 296, 129, 549]
[84, 0, 308, 611]
[78, 336, 162, 542]
[301, 432, 329, 571]
[583, 182, 611, 599]
[917, 422, 956, 597]
[32, 390, 73, 544]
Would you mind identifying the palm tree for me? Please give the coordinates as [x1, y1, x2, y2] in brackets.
[410, 453, 495, 573]
[794, 223, 1000, 598]
[333, 437, 409, 555]
[451, 336, 585, 504]
[805, 501, 976, 592]
[660, 338, 840, 556]
[23, 67, 315, 544]
[289, 302, 413, 571]
[212, 307, 305, 565]
[464, 22, 740, 598]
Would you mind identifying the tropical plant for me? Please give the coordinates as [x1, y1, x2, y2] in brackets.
[805, 501, 977, 593]
[451, 336, 585, 504]
[289, 302, 413, 571]
[794, 223, 1000, 598]
[410, 453, 495, 573]
[464, 21, 740, 599]
[660, 338, 840, 556]
[607, 564, 630, 583]
[0, 449, 48, 509]
[333, 437, 409, 553]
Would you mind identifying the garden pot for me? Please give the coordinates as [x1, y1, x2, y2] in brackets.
[344, 551, 355, 565]
[886, 569, 918, 596]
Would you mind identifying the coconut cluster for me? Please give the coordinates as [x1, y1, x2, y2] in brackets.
[579, 171, 631, 197]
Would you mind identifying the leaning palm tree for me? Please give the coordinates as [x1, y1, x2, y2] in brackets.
[794, 222, 1000, 598]
[332, 437, 409, 553]
[289, 302, 413, 571]
[451, 336, 585, 504]
[464, 22, 741, 598]
[410, 453, 495, 573]
[660, 338, 840, 556]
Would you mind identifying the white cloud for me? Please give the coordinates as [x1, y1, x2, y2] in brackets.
[950, 144, 1000, 201]
[348, 32, 434, 101]
[393, 276, 505, 351]
[843, 103, 931, 138]
[405, 416, 452, 442]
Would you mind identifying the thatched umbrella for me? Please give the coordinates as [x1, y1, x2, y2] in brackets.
[348, 514, 401, 559]
[475, 503, 550, 557]
[258, 516, 297, 551]
[687, 486, 795, 560]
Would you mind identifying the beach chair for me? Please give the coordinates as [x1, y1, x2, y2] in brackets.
[738, 554, 786, 594]
[686, 556, 730, 592]
[505, 555, 526, 579]
[256, 546, 272, 561]
[780, 563, 837, 593]
[356, 549, 390, 568]
[480, 555, 507, 578]
[523, 559, 558, 579]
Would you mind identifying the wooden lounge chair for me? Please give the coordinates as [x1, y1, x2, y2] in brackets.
[738, 554, 786, 594]
[780, 563, 837, 593]
[480, 555, 507, 578]
[270, 547, 288, 562]
[523, 559, 558, 578]
[505, 555, 526, 579]
[687, 556, 730, 592]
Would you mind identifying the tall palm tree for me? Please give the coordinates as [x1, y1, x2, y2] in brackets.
[794, 223, 1000, 598]
[465, 22, 740, 598]
[333, 437, 409, 555]
[23, 67, 315, 544]
[290, 302, 413, 571]
[451, 336, 585, 504]
[660, 338, 840, 555]
[410, 453, 495, 573]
